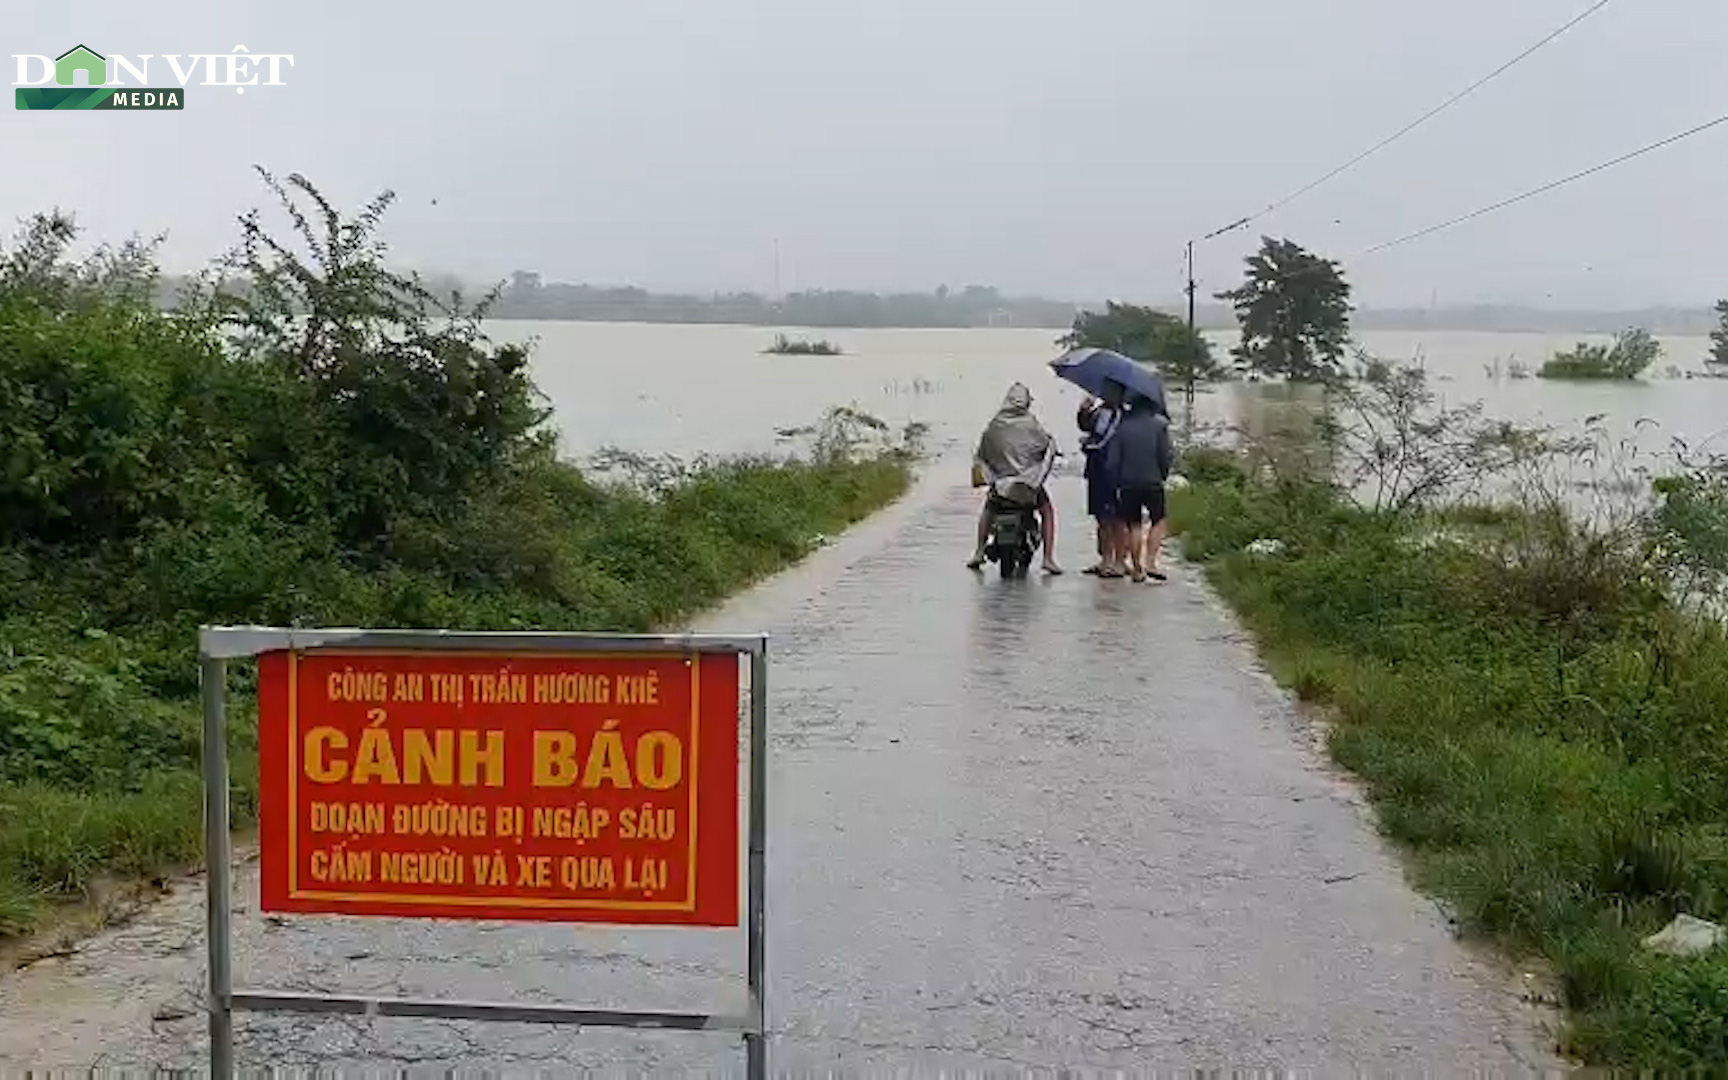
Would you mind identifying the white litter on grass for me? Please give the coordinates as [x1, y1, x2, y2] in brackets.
[1643, 913, 1725, 957]
[1400, 527, 1485, 552]
[1167, 474, 1191, 491]
[1244, 538, 1287, 556]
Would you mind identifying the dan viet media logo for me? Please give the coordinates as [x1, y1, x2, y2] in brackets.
[13, 44, 294, 110]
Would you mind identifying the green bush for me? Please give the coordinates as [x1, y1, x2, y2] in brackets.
[1174, 444, 1247, 486]
[0, 178, 915, 938]
[1170, 448, 1728, 1065]
[1539, 328, 1662, 381]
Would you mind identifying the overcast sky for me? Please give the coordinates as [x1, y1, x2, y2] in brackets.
[6, 0, 1725, 308]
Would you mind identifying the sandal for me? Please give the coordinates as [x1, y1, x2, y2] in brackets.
[1147, 570, 1168, 582]
[1081, 564, 1103, 576]
[1098, 567, 1126, 578]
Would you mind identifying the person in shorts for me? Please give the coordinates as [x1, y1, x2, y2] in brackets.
[1103, 393, 1174, 582]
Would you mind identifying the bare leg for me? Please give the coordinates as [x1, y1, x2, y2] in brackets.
[1085, 520, 1106, 573]
[1127, 521, 1147, 580]
[1146, 517, 1169, 579]
[1039, 500, 1061, 573]
[1103, 520, 1128, 575]
[967, 498, 989, 569]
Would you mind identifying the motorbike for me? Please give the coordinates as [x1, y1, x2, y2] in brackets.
[983, 487, 1040, 579]
[982, 442, 1058, 580]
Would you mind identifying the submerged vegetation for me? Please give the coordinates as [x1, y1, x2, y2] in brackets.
[1061, 300, 1226, 413]
[1170, 360, 1728, 1065]
[0, 171, 916, 941]
[764, 333, 841, 355]
[1539, 327, 1663, 380]
[1216, 236, 1354, 382]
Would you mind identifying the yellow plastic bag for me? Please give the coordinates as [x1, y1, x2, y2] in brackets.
[970, 462, 986, 488]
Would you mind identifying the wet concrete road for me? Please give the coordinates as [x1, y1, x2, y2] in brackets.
[0, 467, 1556, 1072]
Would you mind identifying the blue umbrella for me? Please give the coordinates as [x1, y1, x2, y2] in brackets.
[1049, 347, 1166, 412]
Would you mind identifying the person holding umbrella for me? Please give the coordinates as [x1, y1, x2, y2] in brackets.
[1104, 392, 1175, 582]
[1049, 348, 1168, 578]
[1049, 346, 1168, 417]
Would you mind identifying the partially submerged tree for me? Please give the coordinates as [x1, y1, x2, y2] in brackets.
[1538, 327, 1661, 381]
[1215, 237, 1352, 382]
[1061, 300, 1226, 410]
[1709, 299, 1728, 367]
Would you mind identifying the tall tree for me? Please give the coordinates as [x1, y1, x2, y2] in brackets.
[1061, 300, 1226, 408]
[1215, 237, 1352, 382]
[1710, 299, 1728, 367]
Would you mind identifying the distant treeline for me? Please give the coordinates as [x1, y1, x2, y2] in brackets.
[489, 273, 1082, 328]
[1347, 304, 1722, 336]
[487, 277, 1727, 336]
[150, 272, 1721, 335]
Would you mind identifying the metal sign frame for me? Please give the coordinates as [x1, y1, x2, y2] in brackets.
[197, 626, 769, 1078]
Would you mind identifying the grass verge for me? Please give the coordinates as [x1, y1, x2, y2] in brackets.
[0, 447, 911, 944]
[1, 175, 920, 950]
[1169, 461, 1728, 1066]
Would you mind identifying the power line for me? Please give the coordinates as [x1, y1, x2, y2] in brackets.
[1198, 0, 1616, 241]
[1200, 111, 1728, 291]
[1361, 111, 1728, 255]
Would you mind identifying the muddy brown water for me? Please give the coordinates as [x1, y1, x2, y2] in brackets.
[506, 322, 1726, 467]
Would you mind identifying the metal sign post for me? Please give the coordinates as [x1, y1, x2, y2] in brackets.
[198, 627, 769, 1078]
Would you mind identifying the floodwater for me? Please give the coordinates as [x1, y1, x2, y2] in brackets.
[493, 321, 1728, 470]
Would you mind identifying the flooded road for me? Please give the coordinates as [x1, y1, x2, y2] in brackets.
[0, 463, 1555, 1072]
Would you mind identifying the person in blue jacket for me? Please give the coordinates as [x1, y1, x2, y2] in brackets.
[1103, 392, 1175, 582]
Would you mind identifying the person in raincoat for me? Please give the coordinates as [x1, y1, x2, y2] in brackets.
[968, 382, 1062, 574]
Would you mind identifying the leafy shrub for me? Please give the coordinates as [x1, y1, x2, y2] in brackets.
[1168, 371, 1728, 1063]
[0, 175, 915, 937]
[1175, 444, 1247, 486]
[1321, 355, 1568, 515]
[1540, 328, 1662, 380]
[1650, 458, 1728, 605]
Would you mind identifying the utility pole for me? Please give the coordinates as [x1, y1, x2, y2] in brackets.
[1181, 239, 1199, 428]
[1185, 240, 1197, 333]
[1190, 214, 1248, 330]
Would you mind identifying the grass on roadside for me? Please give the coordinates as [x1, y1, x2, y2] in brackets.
[0, 448, 912, 943]
[1169, 467, 1728, 1066]
[0, 178, 921, 949]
